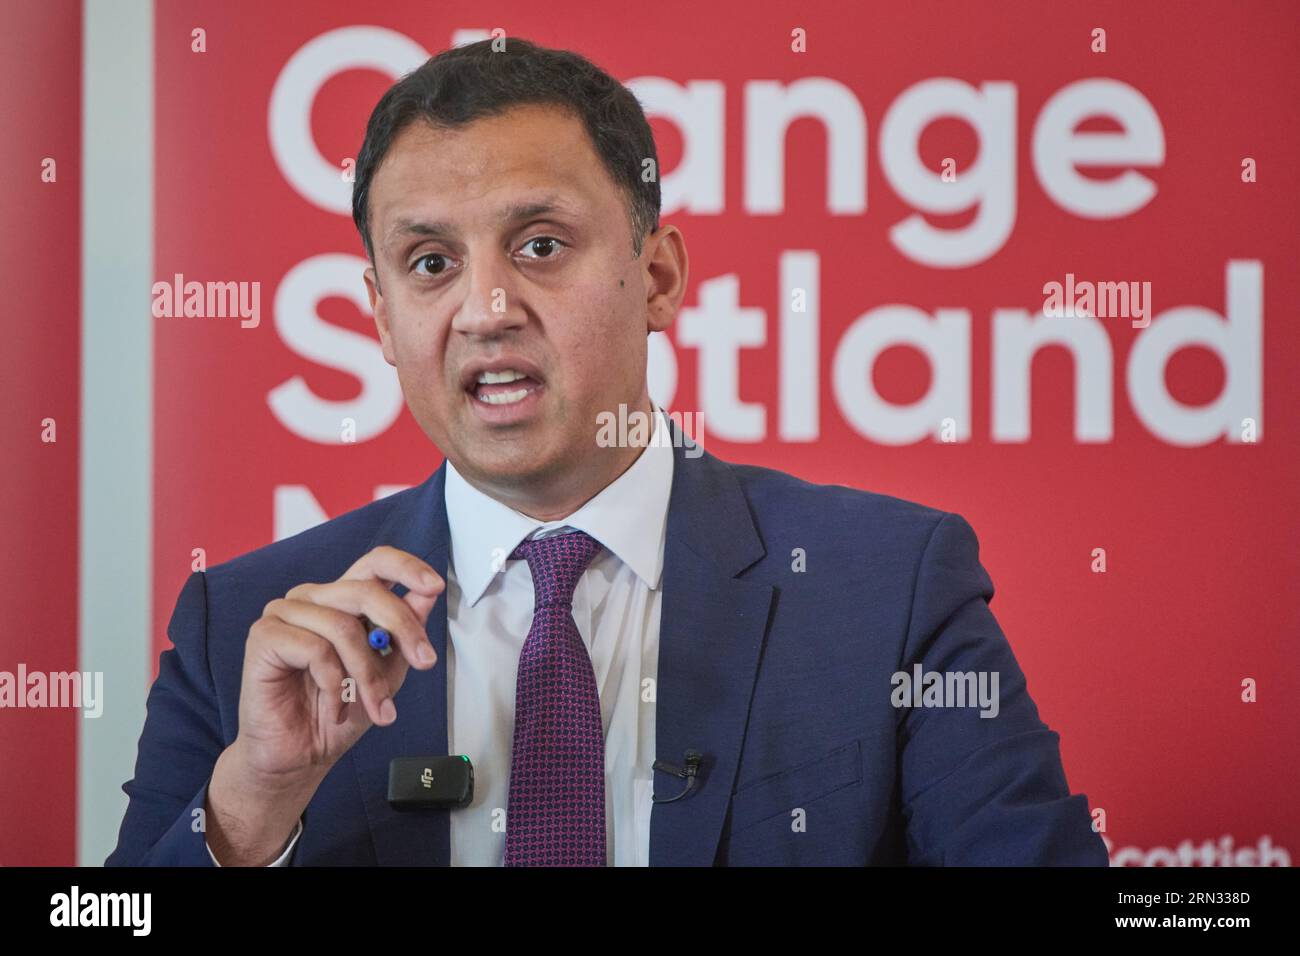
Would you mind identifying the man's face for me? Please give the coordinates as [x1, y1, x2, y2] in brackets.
[363, 103, 680, 507]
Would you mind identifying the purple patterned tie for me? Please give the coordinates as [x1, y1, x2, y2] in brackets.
[504, 530, 607, 866]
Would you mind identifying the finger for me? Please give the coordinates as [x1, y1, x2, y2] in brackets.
[402, 587, 439, 626]
[286, 579, 435, 671]
[266, 597, 403, 725]
[343, 545, 445, 598]
[248, 617, 351, 725]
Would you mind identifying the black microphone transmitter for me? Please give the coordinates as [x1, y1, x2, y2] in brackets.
[388, 755, 475, 810]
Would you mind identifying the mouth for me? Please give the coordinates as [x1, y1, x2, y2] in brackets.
[468, 375, 544, 406]
[462, 365, 546, 423]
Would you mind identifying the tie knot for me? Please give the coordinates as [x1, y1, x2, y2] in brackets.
[510, 530, 603, 609]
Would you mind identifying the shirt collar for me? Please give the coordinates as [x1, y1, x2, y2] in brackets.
[445, 402, 675, 606]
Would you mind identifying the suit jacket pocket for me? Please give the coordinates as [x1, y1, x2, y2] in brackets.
[727, 738, 863, 834]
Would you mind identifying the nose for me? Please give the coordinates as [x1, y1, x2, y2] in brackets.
[451, 250, 527, 339]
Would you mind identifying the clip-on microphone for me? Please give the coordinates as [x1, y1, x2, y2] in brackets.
[651, 749, 704, 803]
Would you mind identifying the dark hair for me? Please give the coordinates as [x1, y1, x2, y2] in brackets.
[351, 36, 661, 270]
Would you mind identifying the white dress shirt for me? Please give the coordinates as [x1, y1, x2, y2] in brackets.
[209, 403, 674, 866]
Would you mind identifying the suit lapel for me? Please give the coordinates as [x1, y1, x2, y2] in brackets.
[650, 420, 773, 865]
[348, 462, 452, 865]
[345, 416, 773, 867]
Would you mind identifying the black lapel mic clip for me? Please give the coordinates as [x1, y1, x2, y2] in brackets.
[651, 749, 704, 803]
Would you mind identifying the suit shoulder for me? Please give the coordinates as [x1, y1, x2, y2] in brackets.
[713, 457, 980, 607]
[723, 458, 950, 537]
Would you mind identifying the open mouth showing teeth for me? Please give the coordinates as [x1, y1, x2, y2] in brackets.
[469, 369, 542, 405]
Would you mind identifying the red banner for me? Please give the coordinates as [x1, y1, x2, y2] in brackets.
[151, 0, 1300, 865]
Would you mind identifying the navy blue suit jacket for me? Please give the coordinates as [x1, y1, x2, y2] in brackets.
[107, 422, 1107, 866]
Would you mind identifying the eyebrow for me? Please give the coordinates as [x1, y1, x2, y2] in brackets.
[382, 196, 582, 252]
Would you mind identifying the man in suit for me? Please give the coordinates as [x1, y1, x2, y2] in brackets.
[108, 37, 1107, 867]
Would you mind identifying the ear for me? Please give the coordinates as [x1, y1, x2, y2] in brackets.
[364, 265, 397, 367]
[642, 224, 689, 335]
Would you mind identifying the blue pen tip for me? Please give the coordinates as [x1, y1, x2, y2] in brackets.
[368, 628, 390, 650]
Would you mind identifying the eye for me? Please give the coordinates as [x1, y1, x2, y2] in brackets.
[518, 236, 565, 260]
[412, 253, 453, 276]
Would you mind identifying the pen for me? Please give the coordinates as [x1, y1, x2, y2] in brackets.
[360, 615, 393, 656]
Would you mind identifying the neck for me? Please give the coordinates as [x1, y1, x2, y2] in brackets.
[460, 395, 657, 522]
